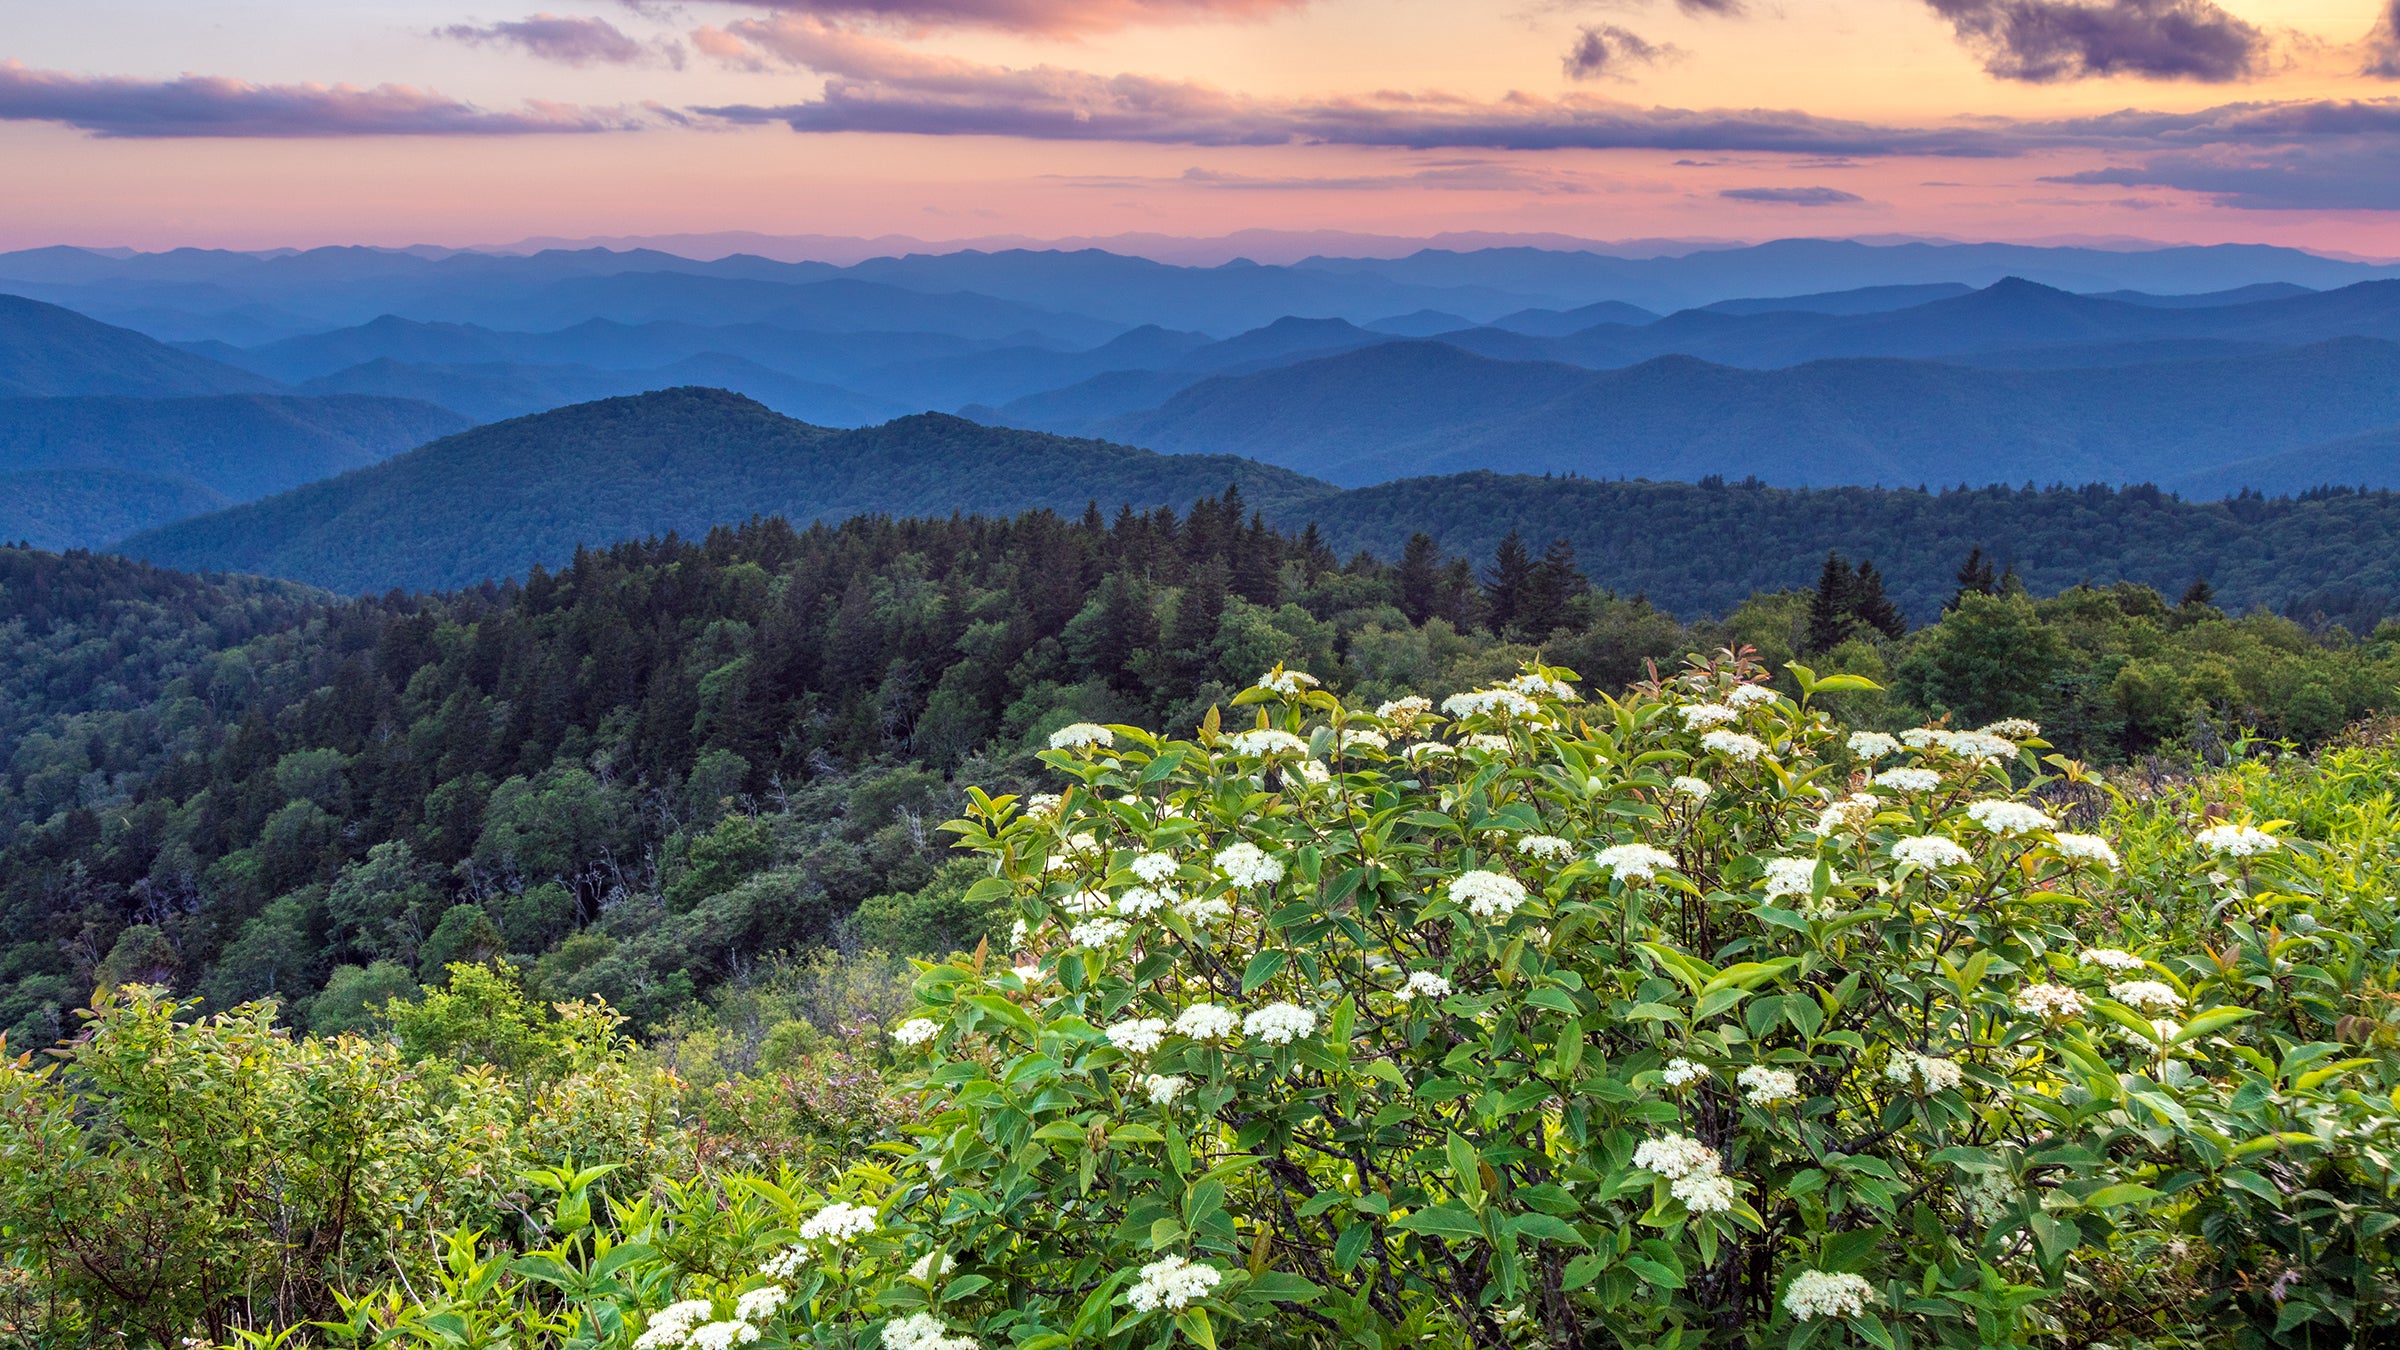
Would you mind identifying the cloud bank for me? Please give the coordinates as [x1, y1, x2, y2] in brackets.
[1563, 26, 1672, 81]
[1720, 185, 1865, 203]
[1923, 0, 2266, 82]
[0, 60, 642, 136]
[721, 0, 1308, 35]
[440, 13, 684, 68]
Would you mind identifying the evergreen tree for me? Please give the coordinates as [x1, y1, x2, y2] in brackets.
[1518, 538, 1587, 639]
[1398, 533, 1440, 625]
[2181, 577, 2217, 609]
[1851, 560, 1906, 639]
[1950, 547, 1998, 611]
[1806, 551, 1859, 653]
[1484, 531, 1531, 636]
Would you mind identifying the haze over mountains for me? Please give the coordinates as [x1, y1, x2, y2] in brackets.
[13, 233, 2400, 611]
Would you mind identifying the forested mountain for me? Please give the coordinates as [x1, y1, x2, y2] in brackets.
[291, 353, 909, 426]
[6, 496, 2396, 1049]
[0, 393, 469, 502]
[1096, 338, 2400, 487]
[0, 294, 281, 397]
[0, 469, 230, 551]
[118, 388, 1333, 592]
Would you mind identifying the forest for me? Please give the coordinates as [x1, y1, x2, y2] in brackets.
[4, 493, 2398, 1051]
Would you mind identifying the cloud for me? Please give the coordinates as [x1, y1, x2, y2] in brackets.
[1674, 0, 1747, 14]
[440, 13, 684, 68]
[1718, 185, 1866, 203]
[1563, 25, 1672, 80]
[1923, 0, 2266, 82]
[1048, 162, 1599, 191]
[0, 60, 644, 137]
[2367, 0, 2400, 77]
[695, 18, 2008, 154]
[2050, 142, 2400, 208]
[723, 0, 1308, 36]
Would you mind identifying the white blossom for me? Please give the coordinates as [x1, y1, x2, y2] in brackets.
[891, 1018, 940, 1048]
[1176, 895, 1233, 924]
[1738, 1065, 1802, 1106]
[1174, 1003, 1241, 1042]
[757, 1247, 809, 1280]
[1632, 1133, 1719, 1180]
[1966, 800, 2054, 837]
[2079, 947, 2147, 972]
[736, 1287, 789, 1323]
[1784, 1271, 1876, 1321]
[1399, 970, 1454, 1001]
[1727, 683, 1777, 708]
[1595, 843, 1676, 882]
[1901, 728, 1954, 750]
[1464, 733, 1512, 754]
[1298, 760, 1332, 786]
[1891, 835, 1972, 869]
[1449, 869, 1529, 918]
[1214, 842, 1285, 888]
[1680, 703, 1738, 730]
[2051, 833, 2120, 868]
[2014, 983, 2087, 1020]
[690, 1321, 760, 1350]
[907, 1252, 956, 1283]
[1143, 1073, 1188, 1105]
[1229, 729, 1310, 758]
[1376, 696, 1433, 729]
[1255, 669, 1320, 697]
[1061, 889, 1112, 915]
[799, 1201, 878, 1245]
[883, 1313, 979, 1350]
[1847, 731, 1901, 759]
[1509, 672, 1579, 701]
[1947, 731, 2018, 762]
[1244, 1002, 1317, 1045]
[2196, 824, 2279, 857]
[1661, 1058, 1709, 1088]
[1119, 887, 1176, 917]
[1024, 793, 1062, 814]
[1069, 916, 1129, 947]
[1517, 834, 1575, 862]
[1338, 728, 1390, 752]
[1700, 730, 1768, 762]
[1672, 1171, 1739, 1214]
[1444, 688, 1540, 719]
[1963, 1172, 2021, 1224]
[1815, 794, 1879, 836]
[1048, 723, 1113, 751]
[2108, 980, 2186, 1014]
[1874, 767, 1941, 792]
[1671, 776, 1713, 801]
[1884, 1052, 1964, 1093]
[1106, 1018, 1170, 1055]
[635, 1301, 717, 1350]
[1979, 718, 2042, 740]
[1761, 857, 1822, 899]
[1130, 852, 1179, 883]
[1125, 1255, 1223, 1313]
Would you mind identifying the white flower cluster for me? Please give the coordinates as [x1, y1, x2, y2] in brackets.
[1979, 718, 2042, 740]
[884, 1312, 979, 1350]
[1516, 834, 1575, 862]
[1255, 669, 1320, 697]
[1847, 731, 1900, 759]
[1966, 799, 2054, 836]
[1670, 776, 1713, 801]
[1443, 688, 1539, 719]
[1632, 1133, 1737, 1214]
[1464, 733, 1511, 754]
[1875, 767, 1940, 792]
[907, 1252, 955, 1283]
[799, 1201, 878, 1245]
[1681, 703, 1738, 730]
[1244, 1002, 1317, 1045]
[2050, 832, 2120, 867]
[1174, 1003, 1240, 1041]
[736, 1288, 789, 1323]
[1783, 1271, 1876, 1321]
[1946, 731, 2018, 762]
[2108, 980, 2186, 1014]
[1069, 916, 1129, 947]
[1962, 1171, 2022, 1225]
[1727, 683, 1778, 708]
[1116, 887, 1173, 917]
[1214, 842, 1285, 888]
[1700, 729, 1767, 762]
[2014, 983, 2087, 1020]
[1376, 695, 1433, 729]
[1509, 672, 1579, 701]
[1594, 843, 1675, 882]
[1660, 1058, 1709, 1088]
[1131, 852, 1179, 883]
[1338, 727, 1390, 752]
[1738, 1065, 1802, 1107]
[1883, 1052, 1964, 1093]
[1176, 895, 1233, 924]
[2196, 824, 2279, 856]
[1815, 794, 1879, 836]
[1399, 970, 1454, 1001]
[1048, 723, 1113, 751]
[1024, 793, 1062, 814]
[1891, 835, 1972, 869]
[1125, 1255, 1223, 1313]
[1229, 728, 1309, 758]
[2079, 947, 2147, 972]
[892, 1018, 940, 1048]
[1061, 889, 1111, 915]
[757, 1247, 808, 1280]
[636, 1301, 725, 1350]
[1106, 1018, 1170, 1055]
[1143, 1073, 1188, 1105]
[1449, 869, 1528, 918]
[1761, 857, 1820, 900]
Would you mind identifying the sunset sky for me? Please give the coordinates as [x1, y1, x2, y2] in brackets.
[10, 0, 2400, 255]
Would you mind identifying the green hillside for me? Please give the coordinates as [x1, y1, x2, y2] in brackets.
[0, 393, 470, 501]
[0, 292, 281, 397]
[0, 468, 230, 550]
[118, 387, 1336, 592]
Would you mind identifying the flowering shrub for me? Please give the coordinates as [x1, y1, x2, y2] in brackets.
[274, 655, 2400, 1348]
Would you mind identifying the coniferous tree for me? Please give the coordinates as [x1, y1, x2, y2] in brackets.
[2181, 577, 2217, 609]
[1519, 538, 1588, 639]
[1950, 548, 1998, 611]
[1851, 560, 1906, 639]
[1398, 533, 1440, 625]
[1806, 551, 1859, 653]
[1485, 530, 1531, 636]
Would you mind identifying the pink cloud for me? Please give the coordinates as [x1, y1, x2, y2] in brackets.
[0, 60, 645, 137]
[725, 0, 1307, 37]
[441, 14, 685, 69]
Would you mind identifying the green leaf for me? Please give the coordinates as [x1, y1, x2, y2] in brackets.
[1241, 950, 1287, 994]
[1446, 1132, 1486, 1210]
[1508, 1213, 1586, 1246]
[2080, 1183, 2163, 1210]
[1394, 1205, 1485, 1244]
[1243, 1273, 1322, 1303]
[1333, 1222, 1372, 1272]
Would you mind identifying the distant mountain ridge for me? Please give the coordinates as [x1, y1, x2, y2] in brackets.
[0, 293, 281, 398]
[0, 393, 469, 502]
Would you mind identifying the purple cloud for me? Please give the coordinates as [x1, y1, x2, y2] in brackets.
[440, 13, 683, 68]
[2367, 0, 2400, 77]
[722, 0, 1309, 35]
[1563, 25, 1672, 81]
[1923, 0, 2265, 82]
[0, 60, 643, 137]
[1719, 185, 1867, 204]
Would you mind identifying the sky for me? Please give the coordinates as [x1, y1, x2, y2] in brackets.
[9, 0, 2400, 255]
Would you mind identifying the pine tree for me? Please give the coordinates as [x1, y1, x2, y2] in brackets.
[1950, 548, 1998, 611]
[1398, 533, 1440, 625]
[2180, 577, 2216, 609]
[1484, 531, 1531, 636]
[1806, 551, 1858, 653]
[1850, 560, 1906, 639]
[1518, 538, 1587, 639]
